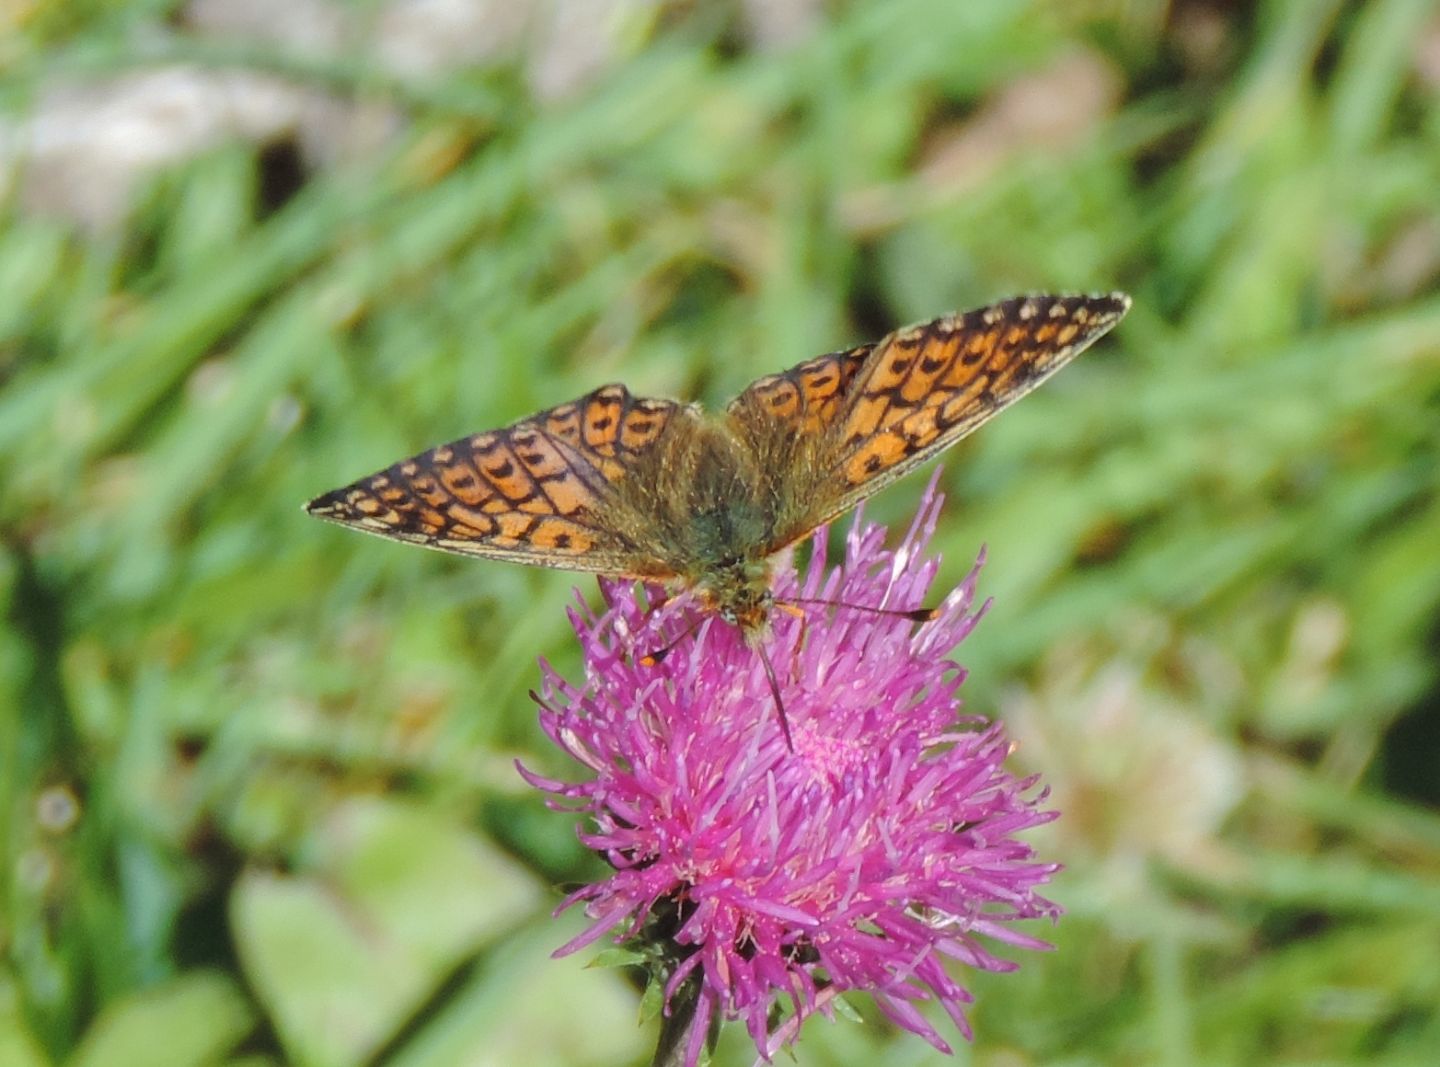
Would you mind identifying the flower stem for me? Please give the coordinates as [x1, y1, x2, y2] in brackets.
[650, 975, 709, 1067]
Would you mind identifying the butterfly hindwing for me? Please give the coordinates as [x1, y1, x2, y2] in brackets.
[725, 342, 876, 433]
[720, 342, 878, 547]
[306, 384, 688, 575]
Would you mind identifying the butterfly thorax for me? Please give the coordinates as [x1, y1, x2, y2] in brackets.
[609, 416, 783, 640]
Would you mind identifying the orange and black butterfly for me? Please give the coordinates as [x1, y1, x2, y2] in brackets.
[307, 293, 1130, 640]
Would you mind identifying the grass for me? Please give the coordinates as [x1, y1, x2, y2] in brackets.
[2, 1, 1439, 1065]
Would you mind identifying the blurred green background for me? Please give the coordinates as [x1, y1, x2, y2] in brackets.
[3, 1, 1439, 1065]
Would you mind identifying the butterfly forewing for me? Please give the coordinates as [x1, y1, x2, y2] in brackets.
[739, 292, 1130, 552]
[306, 384, 688, 575]
[827, 292, 1128, 510]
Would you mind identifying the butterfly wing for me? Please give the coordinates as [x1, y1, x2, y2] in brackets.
[830, 292, 1130, 504]
[723, 342, 877, 545]
[306, 384, 690, 576]
[730, 292, 1131, 552]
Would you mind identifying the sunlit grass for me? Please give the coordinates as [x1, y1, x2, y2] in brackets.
[2, 1, 1438, 1064]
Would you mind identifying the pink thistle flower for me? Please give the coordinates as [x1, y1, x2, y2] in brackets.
[518, 476, 1060, 1064]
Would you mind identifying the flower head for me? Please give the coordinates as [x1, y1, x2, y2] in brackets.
[519, 476, 1060, 1063]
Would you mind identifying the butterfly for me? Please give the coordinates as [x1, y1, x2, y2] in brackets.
[307, 292, 1129, 643]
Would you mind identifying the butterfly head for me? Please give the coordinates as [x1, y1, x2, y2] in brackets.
[694, 556, 776, 643]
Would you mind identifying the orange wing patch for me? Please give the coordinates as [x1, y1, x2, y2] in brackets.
[306, 384, 687, 573]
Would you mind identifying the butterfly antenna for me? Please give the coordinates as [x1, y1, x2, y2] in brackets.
[639, 615, 705, 667]
[776, 596, 938, 623]
[755, 642, 796, 752]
